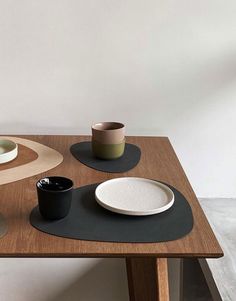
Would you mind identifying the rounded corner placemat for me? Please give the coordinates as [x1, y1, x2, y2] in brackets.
[30, 182, 194, 243]
[70, 142, 141, 173]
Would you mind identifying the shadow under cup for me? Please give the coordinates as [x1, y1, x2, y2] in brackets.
[36, 176, 73, 220]
[91, 122, 125, 160]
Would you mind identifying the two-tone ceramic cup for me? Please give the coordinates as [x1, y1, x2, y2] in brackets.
[36, 176, 73, 220]
[91, 122, 125, 160]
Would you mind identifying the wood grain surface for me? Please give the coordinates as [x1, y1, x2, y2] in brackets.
[156, 258, 170, 301]
[126, 258, 170, 301]
[0, 135, 223, 258]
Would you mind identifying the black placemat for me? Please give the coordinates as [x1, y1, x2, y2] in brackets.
[70, 142, 141, 173]
[30, 182, 193, 243]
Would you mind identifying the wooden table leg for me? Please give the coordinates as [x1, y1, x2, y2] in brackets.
[126, 258, 170, 301]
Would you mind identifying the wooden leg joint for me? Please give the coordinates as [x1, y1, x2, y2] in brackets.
[126, 257, 170, 301]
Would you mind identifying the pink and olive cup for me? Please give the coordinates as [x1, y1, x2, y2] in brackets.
[91, 122, 125, 160]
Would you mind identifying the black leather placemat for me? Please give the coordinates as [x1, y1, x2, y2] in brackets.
[70, 142, 141, 173]
[30, 182, 193, 243]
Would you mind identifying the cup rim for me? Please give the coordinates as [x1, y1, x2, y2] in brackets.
[36, 176, 74, 193]
[91, 122, 125, 132]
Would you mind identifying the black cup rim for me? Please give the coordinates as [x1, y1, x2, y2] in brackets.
[36, 176, 74, 193]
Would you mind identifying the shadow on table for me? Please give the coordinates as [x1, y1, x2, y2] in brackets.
[183, 259, 213, 301]
[45, 258, 213, 301]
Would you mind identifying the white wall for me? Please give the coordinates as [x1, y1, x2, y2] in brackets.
[0, 0, 236, 300]
[0, 258, 129, 301]
[0, 0, 236, 198]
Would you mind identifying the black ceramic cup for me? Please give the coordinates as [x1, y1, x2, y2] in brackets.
[36, 176, 73, 220]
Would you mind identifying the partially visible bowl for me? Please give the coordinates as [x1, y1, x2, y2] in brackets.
[0, 139, 18, 164]
[91, 122, 125, 144]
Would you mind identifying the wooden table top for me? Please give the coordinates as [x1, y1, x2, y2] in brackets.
[0, 135, 223, 258]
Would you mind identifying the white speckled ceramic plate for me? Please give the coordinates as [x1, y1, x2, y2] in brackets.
[0, 139, 18, 164]
[95, 177, 174, 216]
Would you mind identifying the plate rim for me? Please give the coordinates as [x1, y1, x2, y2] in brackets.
[95, 177, 175, 216]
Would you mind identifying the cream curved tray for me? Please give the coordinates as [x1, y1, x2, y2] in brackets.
[0, 136, 63, 185]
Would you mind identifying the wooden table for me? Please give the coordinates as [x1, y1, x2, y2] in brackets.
[0, 135, 223, 301]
